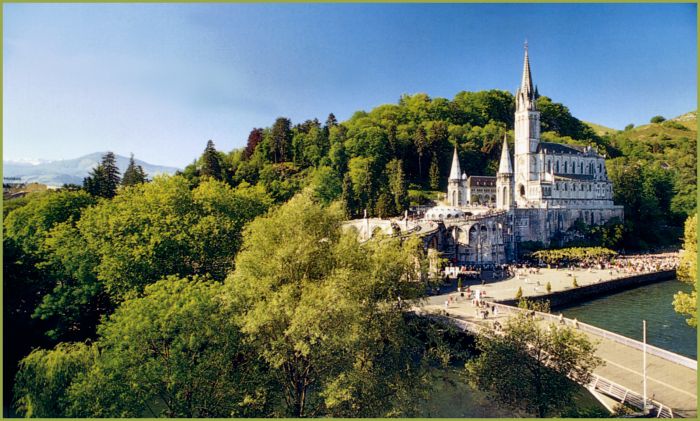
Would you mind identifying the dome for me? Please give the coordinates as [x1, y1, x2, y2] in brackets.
[425, 206, 465, 220]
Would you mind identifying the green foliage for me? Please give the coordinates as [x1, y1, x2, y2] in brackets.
[429, 154, 440, 190]
[83, 152, 121, 198]
[624, 123, 634, 131]
[465, 312, 602, 417]
[121, 153, 147, 186]
[531, 247, 617, 265]
[225, 193, 430, 416]
[650, 115, 666, 123]
[200, 139, 224, 180]
[66, 277, 270, 417]
[674, 214, 697, 327]
[545, 281, 551, 294]
[515, 286, 523, 301]
[14, 342, 97, 417]
[4, 190, 96, 258]
[517, 298, 550, 313]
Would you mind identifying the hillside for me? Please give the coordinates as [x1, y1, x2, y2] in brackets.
[3, 152, 180, 186]
[615, 111, 696, 143]
[583, 121, 617, 136]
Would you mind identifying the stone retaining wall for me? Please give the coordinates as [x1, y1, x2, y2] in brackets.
[495, 270, 677, 309]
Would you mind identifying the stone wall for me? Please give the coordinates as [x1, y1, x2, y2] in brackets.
[494, 270, 677, 309]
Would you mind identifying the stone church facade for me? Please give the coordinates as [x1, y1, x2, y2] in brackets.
[436, 46, 623, 264]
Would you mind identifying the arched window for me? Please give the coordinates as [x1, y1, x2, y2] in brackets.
[547, 160, 552, 173]
[556, 161, 560, 172]
[564, 162, 568, 173]
[579, 162, 583, 173]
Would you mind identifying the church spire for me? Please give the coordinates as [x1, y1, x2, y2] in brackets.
[520, 41, 535, 100]
[449, 145, 461, 180]
[498, 135, 513, 174]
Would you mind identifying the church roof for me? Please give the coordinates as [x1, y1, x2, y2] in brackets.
[498, 136, 513, 174]
[536, 142, 585, 155]
[468, 176, 496, 187]
[449, 146, 461, 180]
[554, 174, 595, 181]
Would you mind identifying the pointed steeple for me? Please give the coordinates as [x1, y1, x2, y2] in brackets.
[498, 135, 513, 174]
[520, 41, 534, 97]
[449, 146, 461, 180]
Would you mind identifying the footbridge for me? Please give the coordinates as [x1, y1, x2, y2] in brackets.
[416, 299, 697, 418]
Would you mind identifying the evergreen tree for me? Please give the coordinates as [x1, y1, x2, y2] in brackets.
[200, 140, 223, 180]
[325, 113, 338, 128]
[429, 155, 440, 190]
[83, 152, 121, 198]
[414, 126, 428, 179]
[386, 159, 408, 213]
[270, 117, 292, 163]
[341, 173, 356, 218]
[121, 154, 146, 187]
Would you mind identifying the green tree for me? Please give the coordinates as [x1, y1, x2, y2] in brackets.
[429, 154, 440, 190]
[674, 214, 697, 327]
[414, 126, 428, 179]
[271, 117, 292, 163]
[14, 342, 97, 417]
[386, 159, 408, 214]
[650, 115, 666, 123]
[65, 277, 271, 417]
[466, 313, 601, 417]
[84, 152, 121, 198]
[121, 153, 147, 186]
[200, 140, 223, 180]
[225, 193, 429, 417]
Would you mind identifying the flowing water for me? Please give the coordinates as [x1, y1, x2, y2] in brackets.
[561, 279, 697, 359]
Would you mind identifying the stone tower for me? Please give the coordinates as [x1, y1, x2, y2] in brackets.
[513, 43, 541, 205]
[496, 135, 514, 210]
[447, 146, 463, 206]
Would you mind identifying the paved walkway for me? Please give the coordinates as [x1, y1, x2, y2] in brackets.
[418, 289, 697, 417]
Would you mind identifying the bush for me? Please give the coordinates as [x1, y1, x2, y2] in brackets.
[515, 286, 523, 300]
[572, 277, 579, 288]
[650, 115, 666, 124]
[546, 281, 552, 293]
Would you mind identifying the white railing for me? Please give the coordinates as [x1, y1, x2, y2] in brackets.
[488, 302, 697, 370]
[589, 374, 674, 418]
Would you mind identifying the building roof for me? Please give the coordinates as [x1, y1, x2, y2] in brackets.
[468, 176, 496, 187]
[449, 146, 461, 180]
[554, 173, 595, 181]
[536, 142, 586, 155]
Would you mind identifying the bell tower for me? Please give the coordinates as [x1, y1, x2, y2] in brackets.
[514, 42, 541, 204]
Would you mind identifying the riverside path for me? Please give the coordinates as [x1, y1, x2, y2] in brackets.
[416, 273, 697, 418]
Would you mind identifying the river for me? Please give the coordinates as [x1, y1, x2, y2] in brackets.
[561, 278, 697, 359]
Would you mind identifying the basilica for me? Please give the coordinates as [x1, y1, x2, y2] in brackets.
[424, 46, 624, 264]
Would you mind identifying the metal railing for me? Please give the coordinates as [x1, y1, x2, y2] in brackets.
[589, 374, 674, 418]
[488, 302, 697, 370]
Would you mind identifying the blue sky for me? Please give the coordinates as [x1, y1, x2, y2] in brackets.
[3, 3, 696, 168]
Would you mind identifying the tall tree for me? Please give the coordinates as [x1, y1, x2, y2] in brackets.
[121, 154, 146, 187]
[83, 152, 121, 198]
[225, 193, 429, 417]
[200, 140, 223, 180]
[674, 213, 697, 327]
[386, 159, 408, 214]
[270, 117, 292, 163]
[413, 126, 428, 179]
[429, 155, 440, 190]
[466, 312, 601, 417]
[244, 128, 264, 160]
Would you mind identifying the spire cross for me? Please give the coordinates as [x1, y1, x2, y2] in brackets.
[524, 39, 528, 51]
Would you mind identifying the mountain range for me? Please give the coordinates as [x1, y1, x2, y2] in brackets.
[3, 152, 180, 186]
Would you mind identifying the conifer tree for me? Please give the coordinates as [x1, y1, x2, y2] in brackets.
[200, 140, 223, 180]
[83, 152, 121, 198]
[121, 154, 147, 186]
[429, 155, 440, 190]
[341, 173, 356, 218]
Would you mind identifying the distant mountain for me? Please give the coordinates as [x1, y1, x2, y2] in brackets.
[3, 152, 180, 186]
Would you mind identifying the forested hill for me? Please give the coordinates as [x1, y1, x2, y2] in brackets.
[183, 91, 611, 216]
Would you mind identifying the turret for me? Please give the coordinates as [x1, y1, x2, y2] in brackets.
[447, 146, 464, 206]
[497, 135, 514, 210]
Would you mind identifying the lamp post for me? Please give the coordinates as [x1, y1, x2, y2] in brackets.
[643, 319, 648, 415]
